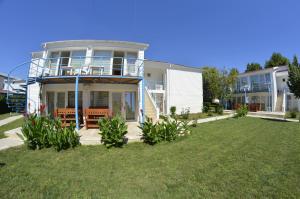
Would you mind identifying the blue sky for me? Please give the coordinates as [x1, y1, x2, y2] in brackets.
[0, 0, 300, 75]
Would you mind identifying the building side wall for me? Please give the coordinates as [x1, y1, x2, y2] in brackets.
[166, 69, 203, 114]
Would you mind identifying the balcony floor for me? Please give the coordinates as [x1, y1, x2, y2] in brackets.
[36, 75, 142, 84]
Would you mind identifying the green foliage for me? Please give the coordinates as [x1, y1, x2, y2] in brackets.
[265, 52, 290, 68]
[98, 115, 128, 148]
[0, 94, 11, 114]
[202, 67, 222, 102]
[170, 106, 176, 118]
[215, 105, 224, 115]
[21, 114, 80, 151]
[48, 119, 80, 151]
[203, 102, 210, 113]
[235, 105, 248, 118]
[140, 117, 189, 145]
[288, 55, 300, 99]
[139, 117, 162, 145]
[180, 108, 190, 120]
[21, 114, 50, 149]
[245, 62, 262, 72]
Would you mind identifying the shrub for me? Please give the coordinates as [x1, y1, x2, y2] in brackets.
[235, 105, 248, 118]
[290, 111, 297, 118]
[139, 117, 162, 145]
[170, 106, 176, 118]
[98, 115, 128, 148]
[48, 119, 80, 151]
[21, 114, 80, 151]
[203, 102, 210, 113]
[215, 105, 224, 115]
[180, 107, 190, 120]
[140, 117, 189, 145]
[21, 114, 50, 150]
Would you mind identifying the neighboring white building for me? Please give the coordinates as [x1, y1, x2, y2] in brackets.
[232, 66, 300, 112]
[11, 40, 203, 129]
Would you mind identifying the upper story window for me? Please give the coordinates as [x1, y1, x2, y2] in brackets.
[70, 50, 86, 67]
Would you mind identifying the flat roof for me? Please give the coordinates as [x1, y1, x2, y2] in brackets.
[42, 40, 149, 51]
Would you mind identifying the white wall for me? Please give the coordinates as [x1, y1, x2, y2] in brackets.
[166, 68, 203, 114]
[27, 82, 40, 114]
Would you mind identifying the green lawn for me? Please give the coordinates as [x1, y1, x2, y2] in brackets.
[0, 118, 24, 139]
[0, 113, 20, 120]
[0, 117, 300, 198]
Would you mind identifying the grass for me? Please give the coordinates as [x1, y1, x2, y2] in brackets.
[0, 118, 24, 139]
[0, 113, 20, 120]
[0, 117, 300, 198]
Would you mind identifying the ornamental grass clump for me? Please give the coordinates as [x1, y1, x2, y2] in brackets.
[98, 115, 128, 148]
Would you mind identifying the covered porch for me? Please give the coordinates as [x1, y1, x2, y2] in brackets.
[40, 76, 144, 130]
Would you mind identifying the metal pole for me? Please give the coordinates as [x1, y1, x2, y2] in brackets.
[75, 76, 79, 130]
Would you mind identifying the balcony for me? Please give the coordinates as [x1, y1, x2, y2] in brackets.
[145, 80, 164, 91]
[28, 56, 144, 84]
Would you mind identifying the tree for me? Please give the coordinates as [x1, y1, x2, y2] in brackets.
[265, 53, 290, 68]
[220, 68, 239, 109]
[245, 63, 262, 72]
[287, 55, 300, 98]
[202, 67, 222, 102]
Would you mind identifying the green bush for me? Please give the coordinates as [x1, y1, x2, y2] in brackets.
[215, 105, 224, 115]
[21, 114, 80, 151]
[48, 119, 80, 151]
[140, 117, 189, 145]
[98, 115, 128, 148]
[290, 111, 297, 118]
[139, 117, 162, 145]
[170, 106, 176, 118]
[235, 105, 248, 118]
[180, 108, 190, 120]
[203, 102, 210, 113]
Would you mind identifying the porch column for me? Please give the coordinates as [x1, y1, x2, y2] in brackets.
[141, 78, 145, 123]
[75, 76, 79, 130]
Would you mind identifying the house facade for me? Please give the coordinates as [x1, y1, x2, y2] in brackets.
[232, 66, 300, 112]
[21, 40, 203, 129]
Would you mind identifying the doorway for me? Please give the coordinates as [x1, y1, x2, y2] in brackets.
[113, 51, 124, 75]
[125, 92, 136, 120]
[46, 92, 55, 117]
[112, 92, 122, 116]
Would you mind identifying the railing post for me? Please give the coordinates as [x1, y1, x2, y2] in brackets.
[75, 76, 79, 130]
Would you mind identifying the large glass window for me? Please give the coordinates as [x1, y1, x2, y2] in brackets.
[57, 92, 65, 108]
[68, 91, 82, 108]
[90, 91, 109, 108]
[126, 52, 137, 75]
[91, 50, 112, 75]
[70, 50, 86, 67]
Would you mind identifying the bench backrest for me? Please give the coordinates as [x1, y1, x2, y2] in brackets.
[84, 108, 110, 117]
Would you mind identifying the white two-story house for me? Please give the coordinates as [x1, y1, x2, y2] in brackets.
[16, 40, 203, 129]
[232, 66, 300, 113]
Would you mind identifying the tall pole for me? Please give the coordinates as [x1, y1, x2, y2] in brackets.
[75, 76, 79, 130]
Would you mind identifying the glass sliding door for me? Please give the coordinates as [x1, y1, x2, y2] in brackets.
[57, 92, 65, 108]
[125, 92, 136, 120]
[112, 92, 122, 116]
[92, 50, 112, 75]
[68, 91, 83, 108]
[46, 92, 55, 117]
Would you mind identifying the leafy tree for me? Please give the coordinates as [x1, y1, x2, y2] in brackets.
[202, 67, 221, 102]
[220, 68, 239, 109]
[287, 55, 300, 98]
[245, 62, 262, 72]
[265, 53, 290, 68]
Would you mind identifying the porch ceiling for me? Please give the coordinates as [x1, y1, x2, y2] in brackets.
[38, 76, 142, 84]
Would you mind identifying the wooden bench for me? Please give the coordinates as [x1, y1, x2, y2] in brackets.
[55, 108, 81, 127]
[84, 108, 110, 129]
